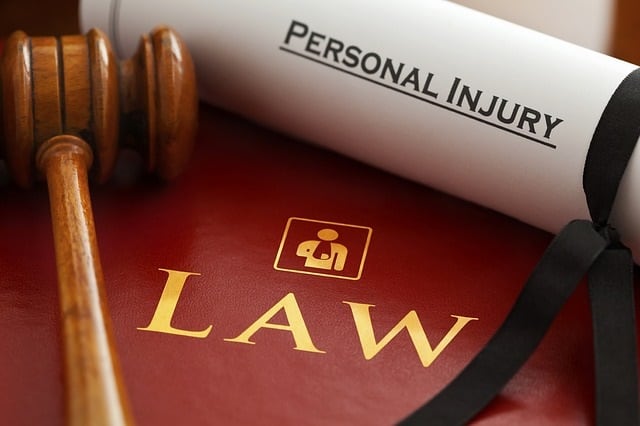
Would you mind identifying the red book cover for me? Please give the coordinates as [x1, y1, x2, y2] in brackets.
[0, 105, 633, 425]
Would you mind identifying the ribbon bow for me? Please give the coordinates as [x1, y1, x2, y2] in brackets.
[401, 68, 640, 425]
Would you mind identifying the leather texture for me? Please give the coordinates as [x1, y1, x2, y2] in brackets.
[0, 105, 635, 425]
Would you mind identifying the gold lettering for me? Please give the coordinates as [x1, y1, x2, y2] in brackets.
[225, 293, 325, 353]
[343, 302, 477, 367]
[137, 269, 212, 338]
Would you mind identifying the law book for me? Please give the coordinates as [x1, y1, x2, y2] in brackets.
[0, 104, 628, 425]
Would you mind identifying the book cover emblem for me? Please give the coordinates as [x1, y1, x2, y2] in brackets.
[274, 217, 373, 280]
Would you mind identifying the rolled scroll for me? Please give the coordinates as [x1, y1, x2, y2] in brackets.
[81, 0, 640, 259]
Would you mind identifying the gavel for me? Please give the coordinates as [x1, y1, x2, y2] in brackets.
[1, 27, 197, 425]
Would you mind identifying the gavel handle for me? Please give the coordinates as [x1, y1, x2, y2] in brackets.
[37, 135, 134, 426]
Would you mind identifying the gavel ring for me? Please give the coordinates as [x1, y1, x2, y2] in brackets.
[1, 27, 197, 425]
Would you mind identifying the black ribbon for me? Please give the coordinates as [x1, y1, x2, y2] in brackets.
[583, 66, 640, 425]
[400, 68, 640, 425]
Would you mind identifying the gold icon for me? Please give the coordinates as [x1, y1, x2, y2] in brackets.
[275, 218, 372, 280]
[296, 228, 348, 271]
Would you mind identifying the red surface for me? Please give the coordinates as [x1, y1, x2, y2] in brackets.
[0, 104, 634, 425]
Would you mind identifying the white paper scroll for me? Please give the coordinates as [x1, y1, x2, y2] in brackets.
[81, 0, 640, 260]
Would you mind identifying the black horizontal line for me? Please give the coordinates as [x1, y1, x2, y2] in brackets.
[279, 46, 556, 149]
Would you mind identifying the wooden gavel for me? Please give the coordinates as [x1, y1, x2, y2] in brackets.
[0, 27, 197, 425]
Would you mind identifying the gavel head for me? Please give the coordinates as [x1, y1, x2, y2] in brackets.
[0, 26, 197, 187]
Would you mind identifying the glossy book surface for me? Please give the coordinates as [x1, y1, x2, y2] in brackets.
[0, 106, 633, 425]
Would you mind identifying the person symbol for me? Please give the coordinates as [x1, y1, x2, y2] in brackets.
[296, 228, 348, 271]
